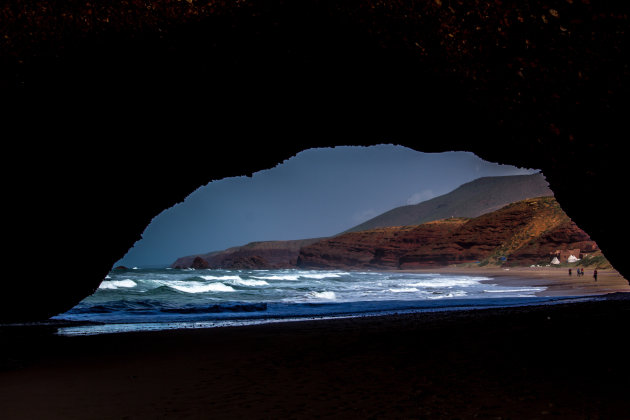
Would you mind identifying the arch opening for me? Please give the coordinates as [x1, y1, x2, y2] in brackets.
[45, 146, 628, 334]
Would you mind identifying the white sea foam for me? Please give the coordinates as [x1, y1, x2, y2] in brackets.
[299, 273, 344, 279]
[60, 268, 558, 329]
[115, 279, 137, 287]
[99, 279, 137, 289]
[200, 275, 243, 281]
[408, 277, 486, 288]
[229, 278, 269, 287]
[308, 291, 336, 300]
[253, 275, 300, 281]
[389, 287, 420, 293]
[168, 282, 235, 293]
[426, 290, 468, 299]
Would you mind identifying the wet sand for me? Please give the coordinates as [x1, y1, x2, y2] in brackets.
[1, 269, 629, 419]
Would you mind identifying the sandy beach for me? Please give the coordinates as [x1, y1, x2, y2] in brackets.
[399, 266, 630, 297]
[1, 268, 629, 419]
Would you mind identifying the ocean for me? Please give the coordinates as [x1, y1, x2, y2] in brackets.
[53, 268, 579, 336]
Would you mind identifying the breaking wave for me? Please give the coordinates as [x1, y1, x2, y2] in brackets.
[389, 287, 420, 293]
[200, 275, 243, 281]
[229, 278, 269, 287]
[426, 290, 468, 299]
[299, 272, 344, 279]
[168, 282, 235, 293]
[99, 279, 137, 289]
[408, 276, 487, 288]
[58, 268, 553, 330]
[308, 291, 337, 300]
[253, 274, 301, 281]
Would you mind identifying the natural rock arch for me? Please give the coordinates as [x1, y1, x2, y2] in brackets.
[2, 0, 627, 321]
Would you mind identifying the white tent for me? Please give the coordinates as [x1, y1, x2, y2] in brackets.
[551, 257, 560, 265]
[567, 255, 580, 263]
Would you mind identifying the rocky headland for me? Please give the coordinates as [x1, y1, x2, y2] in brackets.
[171, 238, 323, 269]
[298, 196, 602, 270]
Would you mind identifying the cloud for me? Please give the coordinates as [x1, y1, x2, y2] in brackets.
[406, 190, 435, 205]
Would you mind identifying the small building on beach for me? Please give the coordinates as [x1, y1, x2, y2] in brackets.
[550, 249, 583, 264]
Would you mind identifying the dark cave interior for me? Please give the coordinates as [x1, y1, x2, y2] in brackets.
[1, 0, 628, 321]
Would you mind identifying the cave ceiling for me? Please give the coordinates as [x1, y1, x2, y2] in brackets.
[1, 0, 627, 320]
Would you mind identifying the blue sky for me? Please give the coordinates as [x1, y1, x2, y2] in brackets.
[116, 145, 538, 267]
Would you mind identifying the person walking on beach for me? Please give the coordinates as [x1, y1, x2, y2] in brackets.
[593, 269, 598, 281]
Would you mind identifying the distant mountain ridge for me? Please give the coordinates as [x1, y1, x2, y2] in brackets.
[171, 174, 556, 269]
[345, 173, 553, 233]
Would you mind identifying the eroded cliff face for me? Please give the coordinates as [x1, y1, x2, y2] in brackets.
[297, 198, 601, 270]
[2, 0, 627, 321]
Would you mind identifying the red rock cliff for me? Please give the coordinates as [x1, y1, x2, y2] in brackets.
[298, 197, 600, 269]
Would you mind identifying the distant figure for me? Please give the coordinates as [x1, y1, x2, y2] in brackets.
[594, 269, 598, 281]
[569, 268, 572, 276]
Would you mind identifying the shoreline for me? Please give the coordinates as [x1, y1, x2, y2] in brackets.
[395, 266, 630, 297]
[2, 293, 629, 418]
[43, 266, 630, 336]
[121, 265, 630, 299]
[2, 266, 629, 419]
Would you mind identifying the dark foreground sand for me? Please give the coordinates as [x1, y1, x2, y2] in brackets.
[1, 271, 629, 419]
